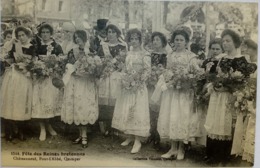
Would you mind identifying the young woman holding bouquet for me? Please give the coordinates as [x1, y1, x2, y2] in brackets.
[146, 32, 168, 149]
[61, 30, 99, 148]
[32, 23, 63, 141]
[1, 26, 36, 141]
[204, 29, 256, 164]
[152, 29, 203, 160]
[97, 24, 127, 136]
[201, 38, 224, 161]
[112, 29, 151, 154]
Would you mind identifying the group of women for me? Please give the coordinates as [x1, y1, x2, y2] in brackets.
[0, 21, 257, 164]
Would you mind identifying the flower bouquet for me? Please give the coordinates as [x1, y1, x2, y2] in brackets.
[121, 69, 146, 93]
[13, 53, 33, 77]
[164, 62, 205, 90]
[73, 55, 102, 78]
[231, 81, 256, 115]
[32, 54, 64, 80]
[100, 49, 126, 79]
[147, 64, 165, 87]
[212, 57, 257, 93]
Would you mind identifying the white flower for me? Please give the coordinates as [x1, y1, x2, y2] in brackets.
[188, 74, 194, 79]
[119, 50, 127, 57]
[110, 58, 116, 64]
[234, 101, 239, 107]
[236, 92, 244, 102]
[26, 72, 31, 77]
[131, 70, 137, 75]
[47, 45, 54, 52]
[94, 56, 102, 66]
[231, 71, 244, 78]
[87, 57, 95, 65]
[151, 71, 156, 76]
[131, 81, 136, 86]
[49, 68, 53, 73]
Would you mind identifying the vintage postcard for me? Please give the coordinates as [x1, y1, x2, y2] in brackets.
[0, 0, 258, 167]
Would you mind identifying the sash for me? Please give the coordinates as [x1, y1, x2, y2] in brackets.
[231, 111, 244, 156]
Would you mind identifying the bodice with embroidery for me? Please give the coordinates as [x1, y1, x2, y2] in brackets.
[98, 42, 127, 58]
[167, 50, 198, 70]
[126, 50, 151, 73]
[151, 52, 167, 68]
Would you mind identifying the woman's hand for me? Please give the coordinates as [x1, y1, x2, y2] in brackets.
[165, 80, 174, 88]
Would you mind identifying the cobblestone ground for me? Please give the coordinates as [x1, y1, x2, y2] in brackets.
[1, 121, 252, 167]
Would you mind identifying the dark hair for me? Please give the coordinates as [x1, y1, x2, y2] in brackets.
[244, 39, 257, 50]
[15, 26, 32, 39]
[3, 29, 12, 39]
[125, 28, 142, 44]
[170, 29, 190, 44]
[73, 30, 87, 44]
[106, 24, 121, 37]
[221, 29, 241, 48]
[151, 32, 167, 48]
[209, 38, 223, 51]
[38, 23, 54, 36]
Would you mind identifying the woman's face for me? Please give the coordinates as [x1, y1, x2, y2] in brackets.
[210, 43, 222, 57]
[107, 28, 117, 41]
[74, 33, 84, 46]
[215, 24, 225, 38]
[17, 31, 29, 44]
[41, 28, 51, 42]
[63, 30, 74, 40]
[222, 35, 236, 52]
[5, 33, 12, 42]
[130, 34, 140, 48]
[153, 36, 163, 49]
[174, 34, 186, 50]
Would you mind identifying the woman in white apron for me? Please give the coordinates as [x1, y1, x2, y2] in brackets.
[1, 26, 36, 141]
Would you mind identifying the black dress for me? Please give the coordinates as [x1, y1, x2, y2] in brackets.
[97, 41, 127, 135]
[97, 42, 127, 58]
[147, 52, 167, 148]
[37, 40, 63, 56]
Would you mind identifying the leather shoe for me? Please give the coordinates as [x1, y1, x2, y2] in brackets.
[72, 137, 82, 144]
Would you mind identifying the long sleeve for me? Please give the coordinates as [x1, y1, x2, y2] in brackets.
[151, 74, 167, 104]
[142, 55, 151, 81]
[189, 56, 204, 74]
[54, 43, 64, 56]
